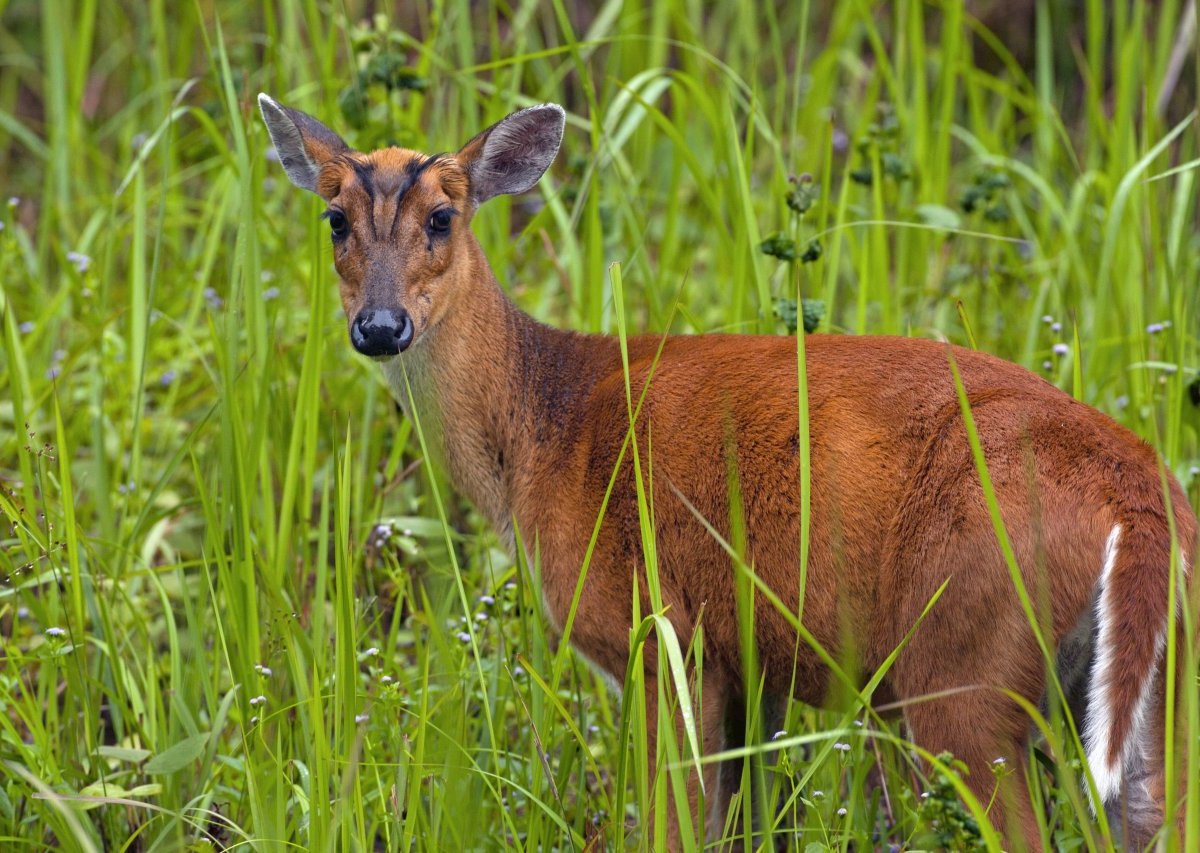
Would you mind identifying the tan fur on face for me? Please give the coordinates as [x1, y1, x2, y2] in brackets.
[315, 149, 474, 345]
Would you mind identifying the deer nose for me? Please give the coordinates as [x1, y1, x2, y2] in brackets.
[351, 307, 414, 357]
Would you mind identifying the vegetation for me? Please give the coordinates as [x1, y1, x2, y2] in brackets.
[0, 0, 1197, 849]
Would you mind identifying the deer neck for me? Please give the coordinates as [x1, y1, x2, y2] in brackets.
[381, 243, 612, 546]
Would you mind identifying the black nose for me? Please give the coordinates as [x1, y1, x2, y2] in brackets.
[350, 307, 414, 357]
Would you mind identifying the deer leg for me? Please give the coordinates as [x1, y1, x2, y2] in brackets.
[641, 667, 731, 849]
[898, 681, 1040, 850]
[711, 690, 789, 850]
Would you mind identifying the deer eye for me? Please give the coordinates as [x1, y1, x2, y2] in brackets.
[325, 209, 348, 239]
[428, 208, 454, 235]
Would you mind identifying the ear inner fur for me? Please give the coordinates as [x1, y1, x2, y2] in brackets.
[456, 104, 565, 204]
[257, 93, 349, 193]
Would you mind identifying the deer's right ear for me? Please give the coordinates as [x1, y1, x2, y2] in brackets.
[257, 93, 348, 194]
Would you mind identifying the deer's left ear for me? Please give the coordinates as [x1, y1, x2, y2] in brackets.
[456, 103, 565, 205]
[258, 93, 349, 194]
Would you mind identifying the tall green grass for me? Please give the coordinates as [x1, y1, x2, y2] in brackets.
[0, 0, 1197, 849]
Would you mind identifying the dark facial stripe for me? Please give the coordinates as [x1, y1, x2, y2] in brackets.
[347, 159, 378, 238]
[349, 159, 376, 203]
[388, 155, 444, 235]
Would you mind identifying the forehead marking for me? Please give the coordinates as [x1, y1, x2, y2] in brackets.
[387, 155, 446, 235]
[323, 151, 461, 238]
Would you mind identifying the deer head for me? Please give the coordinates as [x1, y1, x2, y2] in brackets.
[258, 94, 564, 359]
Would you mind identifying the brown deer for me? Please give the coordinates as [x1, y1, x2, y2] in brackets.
[259, 94, 1196, 848]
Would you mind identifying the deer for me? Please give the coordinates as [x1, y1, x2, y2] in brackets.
[258, 93, 1196, 849]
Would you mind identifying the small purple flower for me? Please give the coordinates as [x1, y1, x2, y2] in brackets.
[266, 146, 281, 163]
[1050, 321, 1062, 332]
[474, 612, 487, 622]
[456, 631, 471, 643]
[993, 756, 1007, 766]
[66, 251, 91, 273]
[249, 695, 266, 706]
[18, 321, 33, 334]
[355, 713, 369, 724]
[1147, 322, 1165, 335]
[1052, 343, 1069, 356]
[262, 286, 280, 301]
[160, 370, 176, 386]
[203, 287, 223, 309]
[380, 675, 394, 684]
[833, 742, 851, 752]
[478, 594, 495, 606]
[52, 349, 66, 363]
[45, 626, 66, 638]
[831, 128, 849, 153]
[254, 664, 272, 676]
[45, 366, 61, 380]
[364, 647, 379, 657]
[837, 807, 847, 816]
[7, 197, 18, 207]
[17, 607, 29, 619]
[1042, 360, 1052, 371]
[1041, 315, 1054, 324]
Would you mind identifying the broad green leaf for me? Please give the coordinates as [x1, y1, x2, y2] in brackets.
[144, 734, 208, 775]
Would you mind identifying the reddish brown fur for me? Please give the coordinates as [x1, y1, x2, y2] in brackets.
[264, 101, 1198, 850]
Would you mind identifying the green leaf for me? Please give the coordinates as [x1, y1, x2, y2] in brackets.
[915, 203, 961, 231]
[76, 781, 162, 810]
[144, 734, 208, 775]
[97, 746, 151, 764]
[126, 784, 162, 798]
[78, 782, 128, 808]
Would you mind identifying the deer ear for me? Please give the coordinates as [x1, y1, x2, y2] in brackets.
[258, 93, 348, 194]
[456, 104, 565, 205]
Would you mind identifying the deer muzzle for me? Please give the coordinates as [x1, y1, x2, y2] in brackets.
[351, 306, 414, 358]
